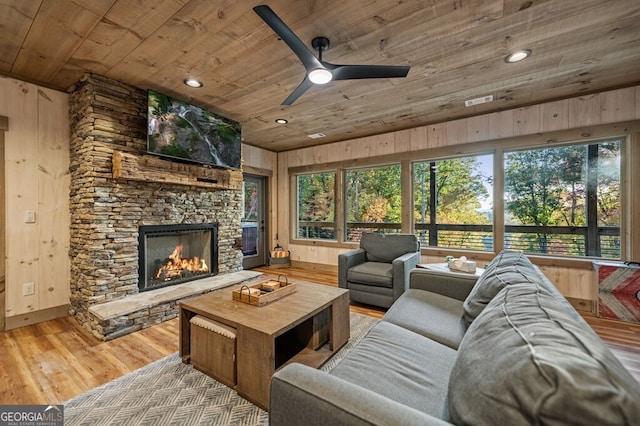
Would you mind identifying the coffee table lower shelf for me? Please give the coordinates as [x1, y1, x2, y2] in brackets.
[179, 281, 350, 410]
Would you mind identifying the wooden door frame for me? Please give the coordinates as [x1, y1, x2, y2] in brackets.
[242, 173, 269, 269]
[1, 115, 8, 331]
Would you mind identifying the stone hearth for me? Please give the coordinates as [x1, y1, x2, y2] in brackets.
[88, 270, 261, 340]
[68, 74, 244, 340]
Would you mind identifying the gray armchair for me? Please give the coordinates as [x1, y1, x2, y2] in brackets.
[338, 233, 420, 308]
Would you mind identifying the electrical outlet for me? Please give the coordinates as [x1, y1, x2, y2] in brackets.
[23, 282, 35, 296]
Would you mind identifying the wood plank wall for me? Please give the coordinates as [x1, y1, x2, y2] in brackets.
[275, 86, 640, 303]
[0, 77, 70, 328]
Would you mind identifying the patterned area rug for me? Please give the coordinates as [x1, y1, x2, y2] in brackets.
[64, 312, 378, 425]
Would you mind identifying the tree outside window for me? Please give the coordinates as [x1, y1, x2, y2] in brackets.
[292, 137, 622, 261]
[297, 172, 336, 240]
[504, 140, 621, 258]
[413, 155, 492, 250]
[345, 165, 401, 241]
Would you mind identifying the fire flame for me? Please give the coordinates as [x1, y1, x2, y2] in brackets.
[155, 244, 209, 281]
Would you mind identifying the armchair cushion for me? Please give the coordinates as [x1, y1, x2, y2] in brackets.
[348, 262, 393, 288]
[361, 233, 419, 263]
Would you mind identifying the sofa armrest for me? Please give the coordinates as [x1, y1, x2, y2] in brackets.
[338, 248, 366, 289]
[270, 363, 450, 426]
[409, 268, 478, 301]
[391, 251, 421, 301]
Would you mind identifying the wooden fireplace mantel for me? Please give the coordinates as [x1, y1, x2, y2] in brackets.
[112, 151, 242, 190]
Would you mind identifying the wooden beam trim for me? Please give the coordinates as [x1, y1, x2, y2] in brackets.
[112, 151, 242, 190]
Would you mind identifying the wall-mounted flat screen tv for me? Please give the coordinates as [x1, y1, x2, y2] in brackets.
[147, 90, 242, 169]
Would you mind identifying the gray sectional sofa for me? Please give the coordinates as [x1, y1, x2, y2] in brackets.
[269, 251, 640, 425]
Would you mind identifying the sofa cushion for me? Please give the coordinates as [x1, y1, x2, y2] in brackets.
[331, 321, 457, 420]
[383, 289, 467, 349]
[347, 262, 393, 287]
[361, 233, 418, 263]
[449, 283, 640, 425]
[462, 250, 540, 324]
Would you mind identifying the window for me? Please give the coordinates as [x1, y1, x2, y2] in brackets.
[296, 172, 336, 240]
[290, 131, 626, 262]
[345, 164, 401, 241]
[504, 139, 621, 258]
[413, 155, 493, 250]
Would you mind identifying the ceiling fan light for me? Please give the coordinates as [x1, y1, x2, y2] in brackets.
[308, 68, 333, 84]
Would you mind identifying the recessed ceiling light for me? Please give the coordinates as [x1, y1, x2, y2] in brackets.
[183, 78, 203, 88]
[505, 50, 532, 63]
[275, 118, 288, 124]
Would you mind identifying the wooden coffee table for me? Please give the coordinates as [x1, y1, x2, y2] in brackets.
[179, 279, 350, 410]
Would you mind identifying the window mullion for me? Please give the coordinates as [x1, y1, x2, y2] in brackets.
[494, 149, 505, 253]
[336, 168, 345, 243]
[428, 161, 438, 246]
[586, 144, 600, 257]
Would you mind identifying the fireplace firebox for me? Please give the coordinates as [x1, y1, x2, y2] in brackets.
[138, 224, 218, 292]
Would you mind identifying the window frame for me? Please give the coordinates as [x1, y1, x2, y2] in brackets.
[502, 138, 623, 259]
[293, 170, 338, 242]
[286, 122, 638, 267]
[412, 153, 494, 252]
[343, 163, 403, 242]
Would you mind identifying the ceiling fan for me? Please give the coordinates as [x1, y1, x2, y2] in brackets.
[253, 5, 411, 105]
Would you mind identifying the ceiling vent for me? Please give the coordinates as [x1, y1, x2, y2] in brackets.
[464, 95, 494, 107]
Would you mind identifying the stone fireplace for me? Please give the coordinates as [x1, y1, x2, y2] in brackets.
[138, 223, 218, 291]
[68, 74, 248, 340]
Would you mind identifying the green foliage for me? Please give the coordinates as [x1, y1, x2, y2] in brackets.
[504, 141, 621, 255]
[414, 157, 490, 225]
[297, 172, 336, 239]
[346, 165, 401, 223]
[244, 182, 259, 221]
[505, 149, 564, 226]
[148, 91, 170, 115]
[298, 173, 335, 222]
[413, 156, 491, 249]
[295, 140, 620, 257]
[159, 143, 189, 159]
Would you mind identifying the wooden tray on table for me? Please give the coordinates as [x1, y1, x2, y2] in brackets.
[232, 275, 296, 306]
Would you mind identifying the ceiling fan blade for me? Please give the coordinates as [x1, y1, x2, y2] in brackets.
[254, 5, 322, 72]
[330, 64, 410, 81]
[282, 77, 314, 105]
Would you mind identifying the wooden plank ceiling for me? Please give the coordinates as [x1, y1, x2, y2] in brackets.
[1, 0, 640, 152]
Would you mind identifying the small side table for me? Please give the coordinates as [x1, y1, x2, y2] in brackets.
[417, 262, 485, 278]
[411, 263, 485, 298]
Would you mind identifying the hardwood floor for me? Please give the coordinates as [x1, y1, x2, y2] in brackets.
[1, 265, 638, 405]
[0, 315, 178, 404]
